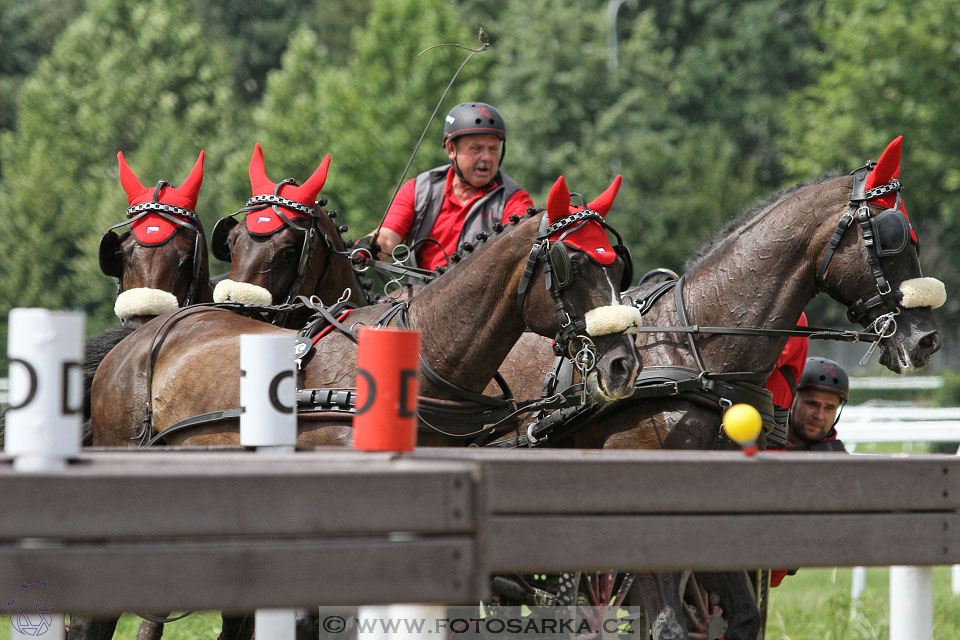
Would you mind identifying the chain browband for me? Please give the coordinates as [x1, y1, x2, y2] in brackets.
[543, 209, 603, 236]
[864, 178, 900, 200]
[245, 194, 317, 217]
[125, 201, 198, 220]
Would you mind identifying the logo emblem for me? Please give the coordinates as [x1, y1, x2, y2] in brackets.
[475, 106, 493, 118]
[8, 582, 57, 637]
[147, 226, 160, 234]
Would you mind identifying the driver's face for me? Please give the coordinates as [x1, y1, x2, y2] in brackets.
[447, 134, 501, 186]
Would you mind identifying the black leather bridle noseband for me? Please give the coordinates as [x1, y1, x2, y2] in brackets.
[516, 206, 633, 373]
[816, 163, 917, 335]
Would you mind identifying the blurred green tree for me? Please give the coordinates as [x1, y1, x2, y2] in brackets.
[240, 0, 488, 239]
[0, 0, 85, 140]
[0, 0, 236, 364]
[779, 0, 960, 344]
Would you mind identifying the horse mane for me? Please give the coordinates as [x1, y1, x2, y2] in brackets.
[431, 207, 543, 279]
[685, 170, 845, 272]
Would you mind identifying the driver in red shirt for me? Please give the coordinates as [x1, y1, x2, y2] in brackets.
[364, 102, 534, 271]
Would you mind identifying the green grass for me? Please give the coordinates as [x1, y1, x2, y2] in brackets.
[2, 569, 958, 639]
[0, 611, 222, 639]
[767, 566, 960, 640]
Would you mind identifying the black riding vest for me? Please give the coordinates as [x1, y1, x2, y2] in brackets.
[406, 165, 523, 267]
[787, 428, 847, 452]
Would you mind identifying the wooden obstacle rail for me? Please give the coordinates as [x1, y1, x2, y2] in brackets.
[0, 449, 484, 615]
[1, 447, 958, 616]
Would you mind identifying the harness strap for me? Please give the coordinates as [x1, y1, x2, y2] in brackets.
[673, 276, 708, 373]
[631, 278, 678, 315]
[144, 408, 243, 446]
[630, 323, 875, 343]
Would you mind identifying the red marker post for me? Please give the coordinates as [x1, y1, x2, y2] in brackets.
[353, 327, 421, 452]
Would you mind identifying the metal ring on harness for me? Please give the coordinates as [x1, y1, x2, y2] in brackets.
[568, 335, 597, 372]
[349, 247, 373, 272]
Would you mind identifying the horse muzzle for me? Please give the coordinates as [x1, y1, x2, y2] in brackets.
[114, 288, 179, 320]
[582, 335, 642, 402]
[213, 279, 273, 305]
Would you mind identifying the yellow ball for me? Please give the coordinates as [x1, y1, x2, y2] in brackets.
[723, 403, 763, 445]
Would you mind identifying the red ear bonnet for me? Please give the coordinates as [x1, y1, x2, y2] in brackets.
[118, 150, 204, 245]
[865, 135, 918, 243]
[246, 143, 331, 234]
[546, 175, 621, 265]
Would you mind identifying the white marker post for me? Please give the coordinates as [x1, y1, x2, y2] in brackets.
[5, 308, 82, 640]
[889, 566, 933, 640]
[240, 333, 297, 639]
[240, 333, 297, 454]
[5, 308, 84, 471]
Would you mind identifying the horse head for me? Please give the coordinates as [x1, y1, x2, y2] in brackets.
[100, 151, 211, 324]
[513, 175, 642, 401]
[211, 144, 366, 317]
[817, 136, 944, 372]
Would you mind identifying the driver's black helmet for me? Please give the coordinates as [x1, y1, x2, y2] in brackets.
[796, 357, 849, 402]
[443, 102, 506, 145]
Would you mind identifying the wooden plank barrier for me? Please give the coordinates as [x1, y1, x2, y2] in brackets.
[1, 447, 958, 616]
[0, 450, 483, 615]
[409, 448, 960, 572]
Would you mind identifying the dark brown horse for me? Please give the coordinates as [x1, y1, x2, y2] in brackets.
[209, 144, 369, 328]
[91, 175, 641, 449]
[99, 150, 213, 324]
[68, 152, 214, 640]
[492, 137, 943, 639]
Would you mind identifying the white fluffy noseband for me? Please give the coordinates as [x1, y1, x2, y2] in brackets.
[213, 279, 273, 305]
[585, 305, 643, 336]
[114, 288, 179, 320]
[899, 277, 946, 309]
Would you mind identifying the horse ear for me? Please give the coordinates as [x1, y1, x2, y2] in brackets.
[546, 175, 570, 224]
[248, 143, 274, 193]
[587, 175, 623, 218]
[867, 136, 902, 188]
[177, 150, 204, 206]
[296, 154, 331, 202]
[117, 151, 148, 205]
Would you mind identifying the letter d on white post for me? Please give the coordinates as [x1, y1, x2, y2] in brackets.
[240, 334, 297, 452]
[5, 308, 84, 472]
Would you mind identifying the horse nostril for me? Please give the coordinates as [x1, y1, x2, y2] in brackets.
[606, 354, 639, 391]
[920, 331, 941, 353]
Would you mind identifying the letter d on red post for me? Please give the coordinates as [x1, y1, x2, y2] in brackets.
[353, 327, 421, 451]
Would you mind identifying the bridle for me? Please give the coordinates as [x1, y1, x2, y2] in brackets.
[99, 180, 204, 305]
[816, 163, 919, 339]
[211, 179, 334, 307]
[516, 203, 634, 375]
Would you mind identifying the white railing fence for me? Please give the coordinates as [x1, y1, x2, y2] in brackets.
[838, 377, 960, 638]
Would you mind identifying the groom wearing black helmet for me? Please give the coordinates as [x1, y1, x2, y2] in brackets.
[786, 357, 849, 452]
[368, 102, 534, 270]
